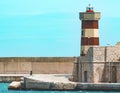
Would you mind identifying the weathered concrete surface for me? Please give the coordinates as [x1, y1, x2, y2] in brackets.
[0, 74, 29, 82]
[0, 57, 74, 74]
[23, 74, 77, 90]
[77, 83, 120, 91]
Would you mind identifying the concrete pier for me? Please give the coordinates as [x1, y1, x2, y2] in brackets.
[6, 74, 120, 91]
[23, 74, 76, 90]
[0, 74, 29, 82]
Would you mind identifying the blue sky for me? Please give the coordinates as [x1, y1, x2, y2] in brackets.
[0, 0, 120, 57]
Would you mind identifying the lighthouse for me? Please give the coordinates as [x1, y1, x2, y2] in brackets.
[80, 4, 100, 56]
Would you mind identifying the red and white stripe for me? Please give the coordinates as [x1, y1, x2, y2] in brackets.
[80, 5, 100, 56]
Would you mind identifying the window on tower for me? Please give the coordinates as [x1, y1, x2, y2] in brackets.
[81, 30, 84, 36]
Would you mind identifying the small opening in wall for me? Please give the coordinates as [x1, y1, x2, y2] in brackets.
[81, 30, 84, 36]
[118, 58, 120, 61]
[84, 71, 88, 82]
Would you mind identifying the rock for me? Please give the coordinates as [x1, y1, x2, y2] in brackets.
[8, 81, 21, 90]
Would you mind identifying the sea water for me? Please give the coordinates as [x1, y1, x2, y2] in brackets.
[0, 83, 119, 93]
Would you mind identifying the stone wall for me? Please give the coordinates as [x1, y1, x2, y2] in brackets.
[77, 43, 120, 83]
[0, 57, 74, 74]
[93, 63, 105, 83]
[78, 62, 94, 83]
[78, 62, 120, 83]
[91, 43, 120, 62]
[80, 43, 120, 63]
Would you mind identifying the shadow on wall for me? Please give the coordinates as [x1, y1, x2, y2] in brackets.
[101, 62, 108, 82]
[101, 62, 117, 83]
[81, 62, 94, 83]
[71, 57, 80, 82]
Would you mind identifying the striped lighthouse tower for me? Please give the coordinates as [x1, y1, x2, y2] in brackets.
[80, 4, 100, 56]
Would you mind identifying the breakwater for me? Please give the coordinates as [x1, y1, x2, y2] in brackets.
[8, 74, 120, 91]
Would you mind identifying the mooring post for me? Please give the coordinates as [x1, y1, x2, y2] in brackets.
[30, 70, 32, 76]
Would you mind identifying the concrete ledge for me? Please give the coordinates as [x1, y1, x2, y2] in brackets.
[0, 74, 29, 82]
[76, 83, 120, 91]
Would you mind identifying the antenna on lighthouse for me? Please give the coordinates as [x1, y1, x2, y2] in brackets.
[86, 4, 94, 12]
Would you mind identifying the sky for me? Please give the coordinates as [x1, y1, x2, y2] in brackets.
[0, 0, 120, 57]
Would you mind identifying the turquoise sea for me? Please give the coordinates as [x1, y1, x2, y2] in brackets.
[0, 83, 119, 93]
